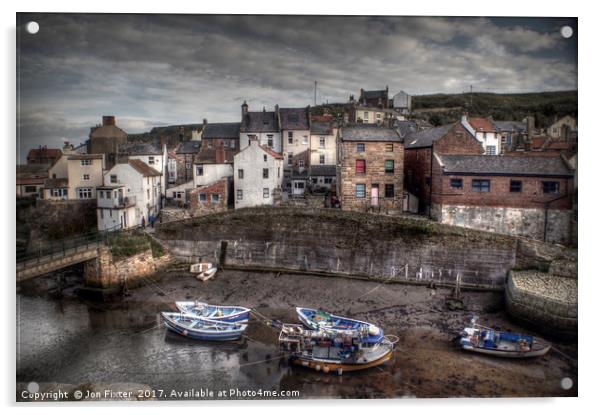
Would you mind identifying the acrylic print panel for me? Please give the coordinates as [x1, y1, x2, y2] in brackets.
[16, 13, 577, 401]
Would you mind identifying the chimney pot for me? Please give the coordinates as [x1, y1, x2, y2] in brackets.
[102, 115, 116, 126]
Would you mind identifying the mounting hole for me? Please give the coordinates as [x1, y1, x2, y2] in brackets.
[560, 26, 573, 39]
[27, 381, 40, 393]
[560, 377, 573, 390]
[26, 21, 39, 35]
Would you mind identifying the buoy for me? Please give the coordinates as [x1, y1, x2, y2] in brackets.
[337, 368, 343, 376]
[301, 361, 309, 367]
[183, 330, 188, 336]
[315, 364, 321, 371]
[323, 366, 330, 373]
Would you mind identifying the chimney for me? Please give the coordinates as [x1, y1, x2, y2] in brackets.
[102, 115, 116, 126]
[274, 104, 279, 114]
[160, 135, 167, 147]
[241, 101, 248, 118]
[203, 118, 207, 126]
[526, 116, 535, 140]
[215, 145, 226, 164]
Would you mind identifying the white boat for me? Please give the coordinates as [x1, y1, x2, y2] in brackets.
[459, 317, 551, 358]
[190, 262, 213, 274]
[196, 267, 217, 281]
[175, 301, 251, 323]
[161, 312, 247, 341]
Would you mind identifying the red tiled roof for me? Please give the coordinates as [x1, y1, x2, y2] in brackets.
[128, 159, 162, 176]
[17, 177, 45, 185]
[468, 117, 497, 133]
[27, 148, 62, 160]
[260, 145, 284, 160]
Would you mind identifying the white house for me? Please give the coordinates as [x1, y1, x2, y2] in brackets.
[193, 146, 235, 188]
[393, 90, 412, 114]
[461, 115, 501, 155]
[233, 139, 284, 209]
[239, 102, 282, 153]
[118, 140, 168, 195]
[97, 159, 162, 231]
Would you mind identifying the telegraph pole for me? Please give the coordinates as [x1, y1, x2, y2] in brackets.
[470, 84, 473, 109]
[314, 81, 317, 106]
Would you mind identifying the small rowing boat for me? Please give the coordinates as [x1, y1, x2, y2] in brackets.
[459, 317, 551, 358]
[161, 312, 247, 341]
[196, 267, 217, 281]
[296, 307, 383, 344]
[190, 262, 213, 274]
[175, 301, 251, 323]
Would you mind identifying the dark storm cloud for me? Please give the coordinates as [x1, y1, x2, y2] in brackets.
[16, 13, 577, 161]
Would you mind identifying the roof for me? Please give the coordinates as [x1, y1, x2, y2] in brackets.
[279, 107, 310, 130]
[468, 117, 497, 133]
[494, 120, 526, 132]
[396, 121, 419, 138]
[310, 121, 333, 135]
[340, 125, 401, 142]
[176, 140, 203, 154]
[43, 178, 69, 188]
[67, 154, 104, 160]
[193, 148, 237, 164]
[97, 185, 125, 189]
[27, 148, 62, 160]
[361, 89, 388, 100]
[404, 124, 456, 148]
[118, 141, 162, 156]
[17, 164, 50, 179]
[436, 154, 573, 177]
[128, 159, 162, 176]
[90, 124, 127, 139]
[260, 145, 284, 160]
[202, 122, 241, 139]
[17, 177, 46, 185]
[241, 111, 279, 133]
[309, 165, 336, 177]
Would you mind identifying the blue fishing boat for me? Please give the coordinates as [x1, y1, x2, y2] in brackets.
[296, 307, 384, 344]
[175, 301, 251, 323]
[161, 312, 248, 341]
[459, 317, 550, 358]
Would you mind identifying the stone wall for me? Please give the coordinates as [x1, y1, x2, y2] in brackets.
[84, 247, 173, 289]
[156, 208, 517, 288]
[432, 203, 573, 245]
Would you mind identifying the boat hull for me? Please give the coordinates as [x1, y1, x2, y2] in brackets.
[175, 302, 251, 323]
[291, 348, 394, 373]
[460, 344, 551, 358]
[296, 307, 383, 344]
[161, 313, 247, 341]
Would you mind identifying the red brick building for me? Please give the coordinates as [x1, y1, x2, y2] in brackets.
[27, 146, 62, 165]
[200, 120, 241, 151]
[188, 177, 232, 215]
[404, 122, 484, 213]
[430, 154, 575, 244]
[337, 125, 404, 212]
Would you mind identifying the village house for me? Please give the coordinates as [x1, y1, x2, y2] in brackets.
[192, 146, 236, 188]
[547, 115, 577, 140]
[429, 154, 574, 244]
[358, 87, 390, 109]
[16, 164, 49, 198]
[189, 177, 232, 215]
[26, 146, 62, 165]
[97, 159, 162, 230]
[201, 120, 241, 151]
[461, 115, 501, 155]
[392, 90, 412, 115]
[118, 140, 168, 195]
[43, 153, 105, 200]
[404, 122, 484, 213]
[309, 121, 338, 192]
[88, 116, 127, 169]
[336, 125, 404, 212]
[233, 139, 284, 209]
[166, 150, 181, 186]
[493, 119, 527, 153]
[280, 107, 311, 195]
[175, 140, 203, 184]
[239, 102, 282, 153]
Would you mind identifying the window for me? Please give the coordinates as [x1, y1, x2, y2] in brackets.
[356, 159, 366, 174]
[263, 154, 268, 162]
[211, 194, 220, 204]
[472, 179, 491, 192]
[277, 167, 280, 178]
[377, 113, 381, 119]
[288, 131, 293, 144]
[386, 143, 393, 152]
[148, 156, 155, 165]
[147, 189, 150, 199]
[267, 135, 274, 147]
[357, 143, 365, 152]
[319, 154, 325, 165]
[485, 146, 496, 155]
[288, 154, 293, 165]
[510, 180, 522, 193]
[263, 168, 269, 179]
[356, 183, 366, 198]
[100, 209, 104, 219]
[363, 111, 368, 119]
[319, 137, 325, 148]
[263, 188, 270, 198]
[83, 174, 90, 181]
[23, 185, 35, 193]
[77, 188, 92, 199]
[238, 169, 244, 179]
[81, 159, 92, 166]
[186, 163, 191, 169]
[198, 193, 207, 202]
[196, 166, 204, 176]
[542, 181, 560, 194]
[384, 160, 394, 174]
[299, 160, 305, 168]
[207, 141, 213, 149]
[450, 178, 463, 189]
[237, 189, 243, 200]
[302, 136, 308, 145]
[385, 184, 394, 198]
[51, 188, 67, 198]
[175, 191, 183, 199]
[230, 140, 236, 149]
[324, 178, 333, 184]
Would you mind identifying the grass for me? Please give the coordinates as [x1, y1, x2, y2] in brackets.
[107, 231, 165, 260]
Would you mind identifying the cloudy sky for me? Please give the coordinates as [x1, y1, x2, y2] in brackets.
[17, 14, 577, 161]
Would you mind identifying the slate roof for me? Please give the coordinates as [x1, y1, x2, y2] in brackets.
[176, 140, 203, 154]
[202, 122, 241, 139]
[396, 121, 418, 138]
[193, 148, 237, 164]
[436, 154, 573, 177]
[118, 141, 163, 155]
[241, 111, 280, 133]
[128, 159, 162, 177]
[340, 125, 401, 142]
[90, 124, 127, 139]
[67, 154, 104, 160]
[17, 164, 50, 179]
[310, 121, 333, 135]
[404, 124, 456, 148]
[310, 165, 336, 177]
[361, 89, 388, 100]
[494, 121, 526, 132]
[279, 107, 310, 130]
[43, 178, 69, 188]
